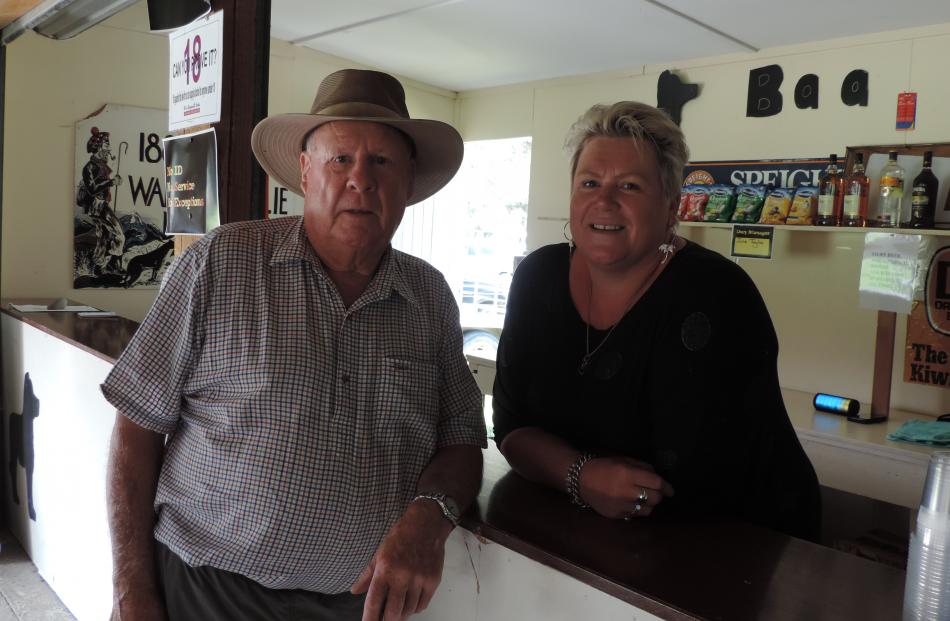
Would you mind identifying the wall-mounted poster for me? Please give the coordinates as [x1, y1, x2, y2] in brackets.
[73, 104, 174, 289]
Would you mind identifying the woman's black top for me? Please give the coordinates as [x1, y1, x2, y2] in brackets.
[492, 241, 821, 541]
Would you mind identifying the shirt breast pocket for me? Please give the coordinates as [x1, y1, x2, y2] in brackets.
[374, 357, 440, 447]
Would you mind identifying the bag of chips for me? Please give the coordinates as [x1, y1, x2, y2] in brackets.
[679, 185, 710, 221]
[677, 190, 691, 220]
[786, 186, 818, 225]
[759, 188, 795, 224]
[731, 185, 768, 223]
[702, 184, 737, 222]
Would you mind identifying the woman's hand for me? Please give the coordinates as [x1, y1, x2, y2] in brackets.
[579, 457, 674, 519]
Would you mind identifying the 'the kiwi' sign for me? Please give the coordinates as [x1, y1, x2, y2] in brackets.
[926, 246, 950, 335]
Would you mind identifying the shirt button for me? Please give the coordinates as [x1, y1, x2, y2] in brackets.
[341, 373, 350, 384]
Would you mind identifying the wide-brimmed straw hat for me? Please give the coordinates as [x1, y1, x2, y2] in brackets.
[251, 69, 463, 205]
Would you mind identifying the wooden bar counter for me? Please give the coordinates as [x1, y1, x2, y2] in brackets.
[2, 299, 140, 363]
[444, 445, 906, 620]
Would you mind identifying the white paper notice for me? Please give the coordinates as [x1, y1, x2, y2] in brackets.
[168, 11, 223, 131]
[859, 232, 922, 314]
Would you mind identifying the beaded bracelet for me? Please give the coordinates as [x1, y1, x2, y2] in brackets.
[566, 452, 596, 508]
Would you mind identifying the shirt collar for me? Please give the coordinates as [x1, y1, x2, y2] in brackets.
[269, 216, 420, 308]
[269, 217, 315, 267]
[367, 249, 420, 309]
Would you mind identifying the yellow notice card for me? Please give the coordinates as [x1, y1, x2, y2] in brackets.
[859, 232, 921, 314]
[731, 225, 773, 259]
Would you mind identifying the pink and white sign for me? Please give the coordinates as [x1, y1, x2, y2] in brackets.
[168, 10, 223, 131]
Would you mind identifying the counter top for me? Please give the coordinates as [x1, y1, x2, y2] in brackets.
[466, 445, 905, 621]
[784, 388, 936, 460]
[1, 299, 139, 364]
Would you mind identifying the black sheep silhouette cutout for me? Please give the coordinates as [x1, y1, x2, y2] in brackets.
[8, 373, 39, 520]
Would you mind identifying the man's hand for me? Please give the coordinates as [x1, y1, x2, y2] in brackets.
[110, 589, 167, 621]
[579, 456, 675, 520]
[351, 499, 453, 621]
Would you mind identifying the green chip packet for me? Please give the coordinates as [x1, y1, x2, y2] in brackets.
[702, 184, 737, 222]
[731, 185, 768, 223]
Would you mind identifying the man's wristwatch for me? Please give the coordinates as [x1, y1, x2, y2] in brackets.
[412, 492, 461, 527]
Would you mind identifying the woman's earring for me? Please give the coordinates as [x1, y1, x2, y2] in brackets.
[563, 220, 574, 248]
[658, 233, 676, 264]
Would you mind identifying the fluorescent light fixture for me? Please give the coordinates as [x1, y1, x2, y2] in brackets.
[2, 0, 139, 45]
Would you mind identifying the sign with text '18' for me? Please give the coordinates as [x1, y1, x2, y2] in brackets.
[168, 10, 223, 131]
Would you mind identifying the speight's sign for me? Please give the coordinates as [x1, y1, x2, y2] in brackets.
[683, 158, 831, 188]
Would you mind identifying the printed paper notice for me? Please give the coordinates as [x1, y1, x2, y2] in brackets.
[168, 10, 223, 131]
[859, 233, 921, 314]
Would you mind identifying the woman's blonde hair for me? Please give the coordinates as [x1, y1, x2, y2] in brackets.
[565, 101, 689, 208]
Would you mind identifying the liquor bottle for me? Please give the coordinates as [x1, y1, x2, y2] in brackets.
[871, 150, 904, 228]
[842, 153, 870, 227]
[909, 151, 939, 229]
[816, 154, 844, 226]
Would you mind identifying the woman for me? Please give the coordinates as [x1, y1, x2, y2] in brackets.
[492, 101, 821, 541]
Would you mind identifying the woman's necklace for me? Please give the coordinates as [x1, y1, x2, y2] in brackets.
[577, 250, 674, 376]
[577, 284, 623, 375]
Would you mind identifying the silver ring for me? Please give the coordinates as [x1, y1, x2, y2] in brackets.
[638, 487, 649, 504]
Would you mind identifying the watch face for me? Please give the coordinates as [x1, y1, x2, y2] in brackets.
[444, 495, 461, 519]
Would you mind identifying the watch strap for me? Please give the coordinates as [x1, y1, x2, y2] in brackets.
[412, 492, 460, 527]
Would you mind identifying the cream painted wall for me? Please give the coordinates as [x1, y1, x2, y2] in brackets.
[267, 38, 457, 124]
[454, 23, 950, 415]
[1, 4, 457, 322]
[455, 24, 950, 241]
[2, 2, 166, 321]
[457, 85, 535, 141]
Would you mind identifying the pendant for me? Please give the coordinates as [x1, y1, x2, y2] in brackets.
[578, 354, 593, 376]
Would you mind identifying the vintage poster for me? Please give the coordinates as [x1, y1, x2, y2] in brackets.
[904, 245, 950, 388]
[905, 301, 950, 388]
[73, 104, 174, 289]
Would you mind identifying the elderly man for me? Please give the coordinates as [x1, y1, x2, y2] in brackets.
[104, 69, 486, 621]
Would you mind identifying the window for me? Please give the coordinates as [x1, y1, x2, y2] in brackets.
[392, 137, 531, 360]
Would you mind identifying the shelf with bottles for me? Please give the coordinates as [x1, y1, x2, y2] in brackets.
[679, 142, 950, 232]
[844, 143, 949, 227]
[677, 220, 950, 236]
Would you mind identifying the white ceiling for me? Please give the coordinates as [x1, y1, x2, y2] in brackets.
[270, 0, 950, 92]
